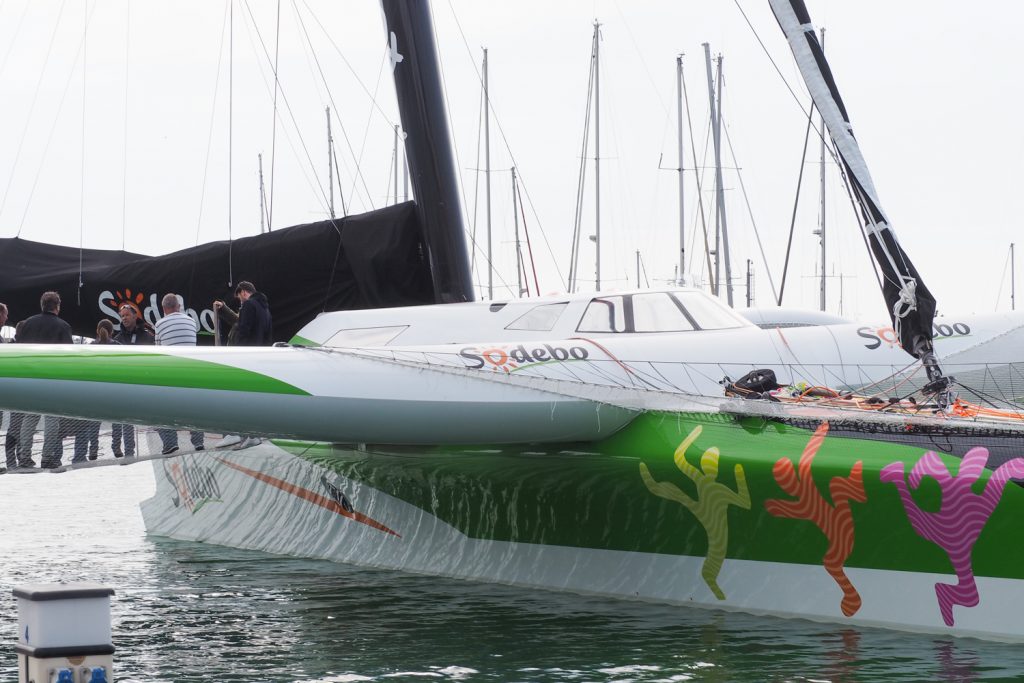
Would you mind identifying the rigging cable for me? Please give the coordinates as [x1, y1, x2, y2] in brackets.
[469, 60, 485, 284]
[515, 175, 541, 295]
[569, 35, 597, 293]
[241, 1, 335, 220]
[444, 0, 566, 291]
[192, 2, 230, 248]
[994, 244, 1012, 312]
[5, 0, 70, 233]
[228, 0, 234, 284]
[680, 61, 713, 287]
[78, 0, 87, 305]
[777, 101, 814, 305]
[120, 0, 129, 251]
[720, 111, 779, 304]
[295, 0, 392, 213]
[0, 0, 31, 83]
[267, 0, 282, 232]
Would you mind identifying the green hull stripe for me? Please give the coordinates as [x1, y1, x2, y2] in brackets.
[0, 349, 308, 395]
[280, 412, 1024, 580]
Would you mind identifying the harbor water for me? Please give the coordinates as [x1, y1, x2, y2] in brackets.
[2, 462, 1024, 682]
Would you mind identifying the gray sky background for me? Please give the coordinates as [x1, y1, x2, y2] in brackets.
[0, 1, 1020, 321]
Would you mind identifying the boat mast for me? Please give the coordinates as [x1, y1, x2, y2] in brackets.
[381, 0, 474, 303]
[716, 56, 734, 306]
[702, 44, 718, 295]
[771, 0, 946, 400]
[676, 54, 685, 286]
[593, 20, 601, 291]
[1013, 242, 1017, 311]
[705, 46, 733, 305]
[484, 47, 493, 299]
[817, 28, 826, 311]
[512, 166, 522, 297]
[326, 107, 335, 219]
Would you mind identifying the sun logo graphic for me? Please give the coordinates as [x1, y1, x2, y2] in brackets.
[106, 288, 147, 318]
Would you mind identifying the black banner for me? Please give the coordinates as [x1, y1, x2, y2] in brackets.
[0, 202, 434, 343]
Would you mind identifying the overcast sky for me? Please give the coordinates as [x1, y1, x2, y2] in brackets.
[0, 1, 1021, 321]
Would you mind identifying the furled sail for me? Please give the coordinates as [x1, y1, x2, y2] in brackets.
[768, 1, 942, 376]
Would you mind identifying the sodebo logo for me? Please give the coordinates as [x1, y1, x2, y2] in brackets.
[459, 343, 589, 372]
[856, 322, 971, 350]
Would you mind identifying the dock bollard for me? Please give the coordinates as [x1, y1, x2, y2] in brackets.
[14, 583, 115, 683]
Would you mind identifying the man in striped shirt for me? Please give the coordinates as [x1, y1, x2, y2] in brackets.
[154, 293, 205, 455]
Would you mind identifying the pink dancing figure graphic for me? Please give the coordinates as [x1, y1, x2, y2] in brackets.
[765, 423, 866, 617]
[880, 447, 1024, 626]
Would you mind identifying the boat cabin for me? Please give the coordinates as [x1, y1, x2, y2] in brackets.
[294, 287, 754, 347]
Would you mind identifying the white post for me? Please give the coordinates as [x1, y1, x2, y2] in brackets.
[15, 584, 115, 683]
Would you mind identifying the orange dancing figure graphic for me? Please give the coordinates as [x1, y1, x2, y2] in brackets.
[764, 422, 866, 616]
[640, 425, 750, 600]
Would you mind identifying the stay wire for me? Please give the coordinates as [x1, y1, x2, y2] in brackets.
[4, 0, 69, 233]
[241, 1, 334, 219]
[14, 2, 90, 239]
[267, 0, 281, 232]
[291, 0, 370, 218]
[778, 100, 813, 305]
[720, 105, 779, 303]
[192, 2, 230, 248]
[120, 0, 130, 251]
[680, 62, 713, 285]
[78, 0, 87, 305]
[443, 0, 566, 291]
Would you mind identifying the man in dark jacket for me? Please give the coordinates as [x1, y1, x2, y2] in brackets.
[18, 291, 73, 344]
[234, 281, 273, 346]
[113, 303, 155, 346]
[17, 291, 73, 468]
[225, 281, 272, 450]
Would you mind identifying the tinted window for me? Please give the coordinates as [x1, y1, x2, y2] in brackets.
[674, 292, 747, 330]
[326, 325, 409, 347]
[577, 296, 626, 333]
[506, 303, 568, 331]
[632, 293, 695, 332]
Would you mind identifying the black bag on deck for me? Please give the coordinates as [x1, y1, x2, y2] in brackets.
[724, 369, 780, 399]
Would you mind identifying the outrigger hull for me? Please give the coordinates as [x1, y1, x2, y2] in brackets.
[143, 411, 1024, 642]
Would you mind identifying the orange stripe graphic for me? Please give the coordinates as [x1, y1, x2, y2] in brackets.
[215, 457, 401, 537]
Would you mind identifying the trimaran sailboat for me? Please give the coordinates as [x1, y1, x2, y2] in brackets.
[4, 0, 1024, 641]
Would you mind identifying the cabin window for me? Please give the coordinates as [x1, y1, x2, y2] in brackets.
[674, 292, 747, 330]
[325, 325, 409, 347]
[577, 296, 627, 333]
[632, 293, 696, 332]
[505, 303, 568, 331]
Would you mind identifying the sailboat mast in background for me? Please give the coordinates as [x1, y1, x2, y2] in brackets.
[704, 44, 733, 306]
[483, 48, 493, 299]
[675, 54, 686, 286]
[816, 28, 826, 311]
[593, 20, 602, 291]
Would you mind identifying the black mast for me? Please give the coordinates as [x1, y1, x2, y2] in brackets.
[381, 0, 474, 303]
[770, 0, 949, 401]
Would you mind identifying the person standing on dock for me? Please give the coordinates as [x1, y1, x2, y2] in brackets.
[16, 292, 73, 469]
[154, 293, 205, 455]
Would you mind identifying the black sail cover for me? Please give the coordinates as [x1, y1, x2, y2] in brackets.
[0, 202, 434, 343]
[769, 0, 938, 363]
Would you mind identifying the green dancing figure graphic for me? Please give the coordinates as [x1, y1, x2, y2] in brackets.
[640, 425, 751, 599]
